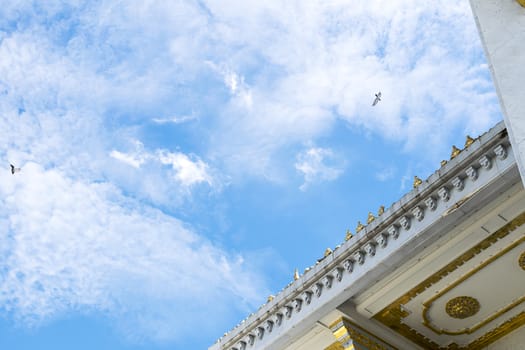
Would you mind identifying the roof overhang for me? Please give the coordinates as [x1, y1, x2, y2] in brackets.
[211, 121, 524, 350]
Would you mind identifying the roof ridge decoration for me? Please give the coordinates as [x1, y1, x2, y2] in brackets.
[215, 122, 512, 350]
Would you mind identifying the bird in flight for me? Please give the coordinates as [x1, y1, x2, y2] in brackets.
[10, 164, 21, 174]
[372, 91, 382, 106]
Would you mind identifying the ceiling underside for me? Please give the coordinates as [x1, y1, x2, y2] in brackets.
[355, 175, 525, 349]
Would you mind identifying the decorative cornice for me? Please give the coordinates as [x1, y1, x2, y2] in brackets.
[213, 122, 514, 350]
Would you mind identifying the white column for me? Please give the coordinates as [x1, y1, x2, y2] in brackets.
[469, 0, 525, 184]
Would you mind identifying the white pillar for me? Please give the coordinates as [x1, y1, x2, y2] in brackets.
[469, 0, 525, 184]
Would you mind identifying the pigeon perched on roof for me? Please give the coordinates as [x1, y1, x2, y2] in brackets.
[10, 164, 21, 174]
[372, 91, 382, 106]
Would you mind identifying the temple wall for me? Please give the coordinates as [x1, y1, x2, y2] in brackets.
[469, 0, 525, 185]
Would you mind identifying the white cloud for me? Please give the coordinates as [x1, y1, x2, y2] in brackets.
[110, 141, 148, 168]
[110, 150, 145, 168]
[151, 114, 197, 124]
[202, 0, 501, 176]
[295, 147, 345, 191]
[157, 150, 213, 188]
[0, 163, 267, 341]
[109, 141, 214, 189]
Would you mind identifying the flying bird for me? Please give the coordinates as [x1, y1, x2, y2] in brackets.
[372, 91, 382, 106]
[10, 164, 21, 174]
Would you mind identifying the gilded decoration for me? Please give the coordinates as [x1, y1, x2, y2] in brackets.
[451, 145, 461, 159]
[374, 211, 525, 349]
[519, 251, 525, 270]
[413, 176, 422, 188]
[446, 296, 480, 319]
[356, 221, 365, 233]
[345, 229, 353, 241]
[518, 0, 525, 7]
[367, 212, 376, 224]
[465, 135, 475, 148]
[421, 238, 525, 336]
[329, 317, 397, 350]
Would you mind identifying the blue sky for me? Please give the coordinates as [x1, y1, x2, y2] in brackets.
[0, 1, 502, 349]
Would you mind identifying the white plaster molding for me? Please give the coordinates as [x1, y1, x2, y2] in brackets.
[255, 327, 264, 340]
[479, 155, 492, 169]
[452, 176, 464, 191]
[323, 275, 334, 289]
[293, 298, 302, 312]
[284, 306, 293, 319]
[314, 283, 323, 297]
[354, 250, 366, 265]
[466, 166, 478, 181]
[425, 196, 437, 211]
[376, 232, 388, 248]
[274, 313, 283, 326]
[400, 216, 411, 230]
[412, 206, 424, 221]
[388, 225, 399, 239]
[438, 187, 450, 202]
[364, 242, 376, 256]
[247, 334, 255, 346]
[334, 267, 344, 282]
[303, 291, 313, 305]
[343, 259, 354, 273]
[494, 144, 507, 160]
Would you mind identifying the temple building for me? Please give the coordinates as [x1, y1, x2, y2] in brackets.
[209, 1, 525, 349]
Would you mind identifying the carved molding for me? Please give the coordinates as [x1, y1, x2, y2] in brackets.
[328, 317, 398, 350]
[494, 144, 507, 160]
[479, 155, 492, 169]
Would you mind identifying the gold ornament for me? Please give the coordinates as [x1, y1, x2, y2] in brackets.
[465, 135, 475, 148]
[446, 296, 480, 319]
[451, 145, 461, 159]
[367, 212, 376, 224]
[413, 176, 423, 188]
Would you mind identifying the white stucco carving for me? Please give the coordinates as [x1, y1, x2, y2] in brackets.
[438, 187, 450, 202]
[388, 225, 399, 239]
[425, 196, 437, 211]
[494, 144, 507, 160]
[452, 176, 464, 191]
[400, 216, 411, 230]
[479, 155, 492, 169]
[354, 251, 366, 265]
[343, 259, 354, 273]
[412, 206, 424, 221]
[466, 166, 478, 180]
